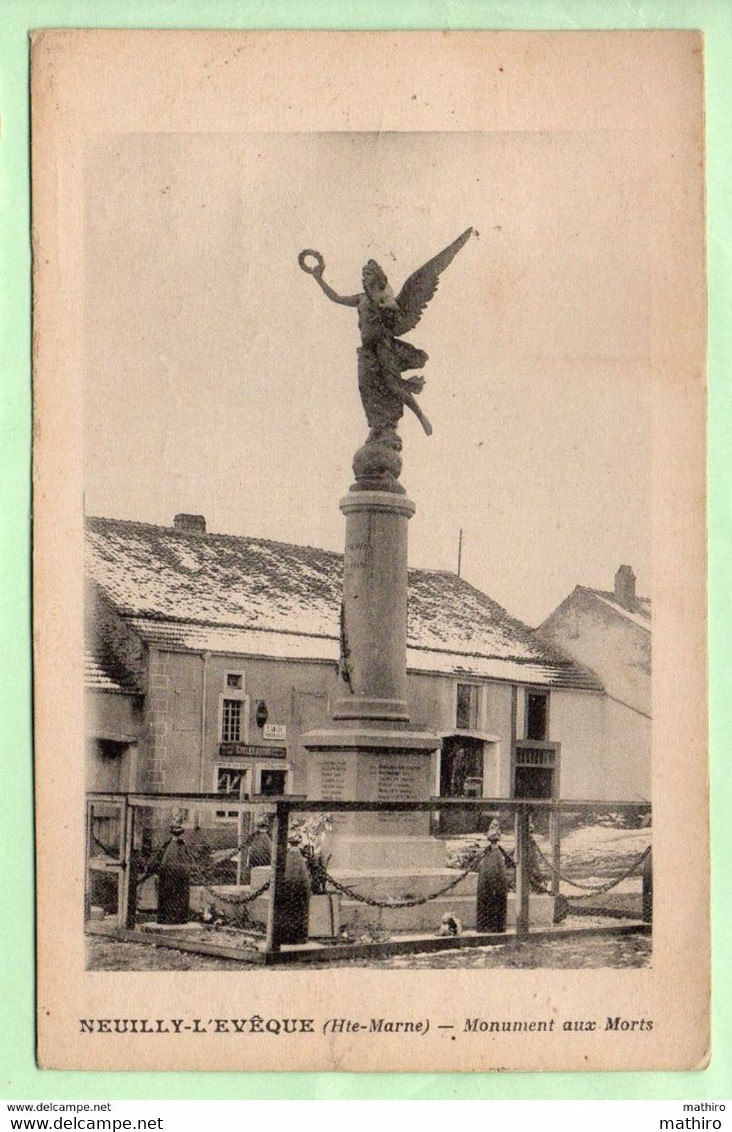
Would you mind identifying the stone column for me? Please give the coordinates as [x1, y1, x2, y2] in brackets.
[302, 488, 443, 872]
[334, 491, 414, 723]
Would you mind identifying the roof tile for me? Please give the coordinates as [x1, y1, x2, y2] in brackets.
[84, 649, 140, 694]
[86, 517, 604, 692]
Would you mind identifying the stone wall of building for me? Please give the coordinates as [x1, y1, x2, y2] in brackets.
[85, 690, 143, 792]
[141, 646, 171, 792]
[539, 588, 651, 716]
[88, 631, 648, 814]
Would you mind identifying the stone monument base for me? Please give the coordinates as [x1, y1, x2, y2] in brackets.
[320, 835, 445, 870]
[299, 725, 446, 929]
[247, 866, 556, 936]
[303, 727, 441, 870]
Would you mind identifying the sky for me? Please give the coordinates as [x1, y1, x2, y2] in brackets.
[84, 130, 652, 625]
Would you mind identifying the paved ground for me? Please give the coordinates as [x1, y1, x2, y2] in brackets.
[87, 928, 650, 971]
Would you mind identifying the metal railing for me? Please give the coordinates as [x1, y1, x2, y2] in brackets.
[87, 791, 651, 955]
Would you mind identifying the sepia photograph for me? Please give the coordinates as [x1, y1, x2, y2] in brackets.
[82, 130, 652, 972]
[32, 29, 707, 1072]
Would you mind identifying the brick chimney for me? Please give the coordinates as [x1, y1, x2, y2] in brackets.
[174, 513, 206, 534]
[614, 564, 636, 608]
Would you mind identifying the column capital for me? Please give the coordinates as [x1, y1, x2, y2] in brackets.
[339, 491, 416, 519]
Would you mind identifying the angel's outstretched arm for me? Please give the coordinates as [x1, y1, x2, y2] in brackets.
[312, 272, 360, 308]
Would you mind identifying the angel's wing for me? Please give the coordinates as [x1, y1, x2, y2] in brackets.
[390, 227, 473, 336]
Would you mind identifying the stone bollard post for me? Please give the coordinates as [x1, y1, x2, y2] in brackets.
[476, 820, 508, 932]
[157, 824, 191, 925]
[275, 843, 312, 945]
[642, 848, 652, 924]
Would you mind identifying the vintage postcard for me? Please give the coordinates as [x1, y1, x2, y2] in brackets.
[32, 30, 707, 1072]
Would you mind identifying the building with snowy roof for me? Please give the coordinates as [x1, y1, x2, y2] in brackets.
[85, 514, 645, 832]
[536, 565, 651, 803]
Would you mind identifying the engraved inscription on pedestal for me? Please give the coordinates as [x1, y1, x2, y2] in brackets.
[376, 758, 422, 800]
[319, 758, 348, 799]
[311, 755, 358, 830]
[373, 756, 429, 828]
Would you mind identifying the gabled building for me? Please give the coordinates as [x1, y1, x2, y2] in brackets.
[536, 565, 651, 801]
[85, 514, 640, 832]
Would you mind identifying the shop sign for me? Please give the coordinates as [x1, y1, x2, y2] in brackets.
[218, 743, 286, 759]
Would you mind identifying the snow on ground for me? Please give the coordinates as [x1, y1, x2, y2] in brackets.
[446, 822, 651, 893]
[557, 823, 650, 868]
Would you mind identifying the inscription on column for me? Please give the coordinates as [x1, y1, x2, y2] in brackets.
[345, 538, 371, 571]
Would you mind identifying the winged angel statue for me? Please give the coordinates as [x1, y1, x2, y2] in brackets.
[299, 228, 473, 491]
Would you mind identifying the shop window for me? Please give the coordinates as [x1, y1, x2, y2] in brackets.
[526, 691, 549, 740]
[513, 742, 558, 800]
[259, 769, 287, 796]
[456, 682, 480, 730]
[214, 765, 248, 821]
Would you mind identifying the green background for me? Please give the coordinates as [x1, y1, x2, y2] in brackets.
[2, 0, 729, 1102]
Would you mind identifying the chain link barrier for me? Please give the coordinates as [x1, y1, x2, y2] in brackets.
[129, 829, 272, 908]
[91, 826, 259, 873]
[530, 836, 651, 900]
[190, 876, 271, 907]
[315, 837, 648, 911]
[182, 835, 272, 907]
[317, 845, 491, 909]
[91, 812, 650, 919]
[90, 831, 121, 859]
[208, 828, 259, 866]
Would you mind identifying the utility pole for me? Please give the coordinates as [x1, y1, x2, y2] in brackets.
[457, 528, 463, 578]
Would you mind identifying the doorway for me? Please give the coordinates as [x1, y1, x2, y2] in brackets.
[437, 735, 485, 834]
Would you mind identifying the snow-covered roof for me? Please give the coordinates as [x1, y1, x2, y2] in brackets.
[86, 516, 603, 691]
[583, 587, 651, 633]
[84, 648, 140, 694]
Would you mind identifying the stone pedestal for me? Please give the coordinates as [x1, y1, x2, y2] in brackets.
[304, 728, 441, 869]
